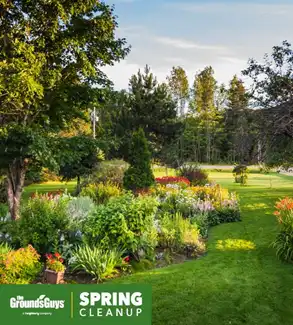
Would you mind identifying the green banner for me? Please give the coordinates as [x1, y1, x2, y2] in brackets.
[0, 284, 152, 324]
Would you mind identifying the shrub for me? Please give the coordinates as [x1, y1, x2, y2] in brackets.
[67, 196, 95, 226]
[83, 160, 128, 188]
[0, 245, 42, 284]
[177, 164, 209, 186]
[83, 193, 158, 260]
[233, 165, 248, 185]
[80, 182, 121, 205]
[71, 245, 124, 282]
[123, 128, 155, 191]
[273, 197, 293, 262]
[190, 213, 210, 238]
[16, 195, 71, 256]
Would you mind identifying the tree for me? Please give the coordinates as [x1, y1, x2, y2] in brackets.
[0, 1, 129, 219]
[191, 66, 219, 163]
[101, 66, 182, 161]
[242, 41, 293, 165]
[58, 136, 104, 195]
[123, 128, 155, 191]
[224, 75, 252, 163]
[167, 66, 189, 116]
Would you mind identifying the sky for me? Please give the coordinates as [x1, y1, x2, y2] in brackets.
[103, 0, 293, 90]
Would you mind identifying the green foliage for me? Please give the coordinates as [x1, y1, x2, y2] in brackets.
[0, 245, 42, 284]
[167, 66, 189, 116]
[0, 0, 129, 219]
[177, 164, 209, 186]
[58, 136, 104, 192]
[100, 66, 182, 161]
[83, 160, 129, 188]
[67, 196, 95, 226]
[72, 245, 124, 282]
[130, 258, 154, 272]
[157, 213, 201, 253]
[273, 198, 293, 262]
[190, 213, 209, 238]
[83, 193, 158, 259]
[16, 196, 71, 255]
[80, 182, 122, 205]
[0, 242, 12, 256]
[233, 165, 248, 185]
[273, 231, 293, 262]
[123, 128, 155, 191]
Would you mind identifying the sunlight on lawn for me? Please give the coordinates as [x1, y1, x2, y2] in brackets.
[242, 203, 270, 209]
[216, 239, 256, 251]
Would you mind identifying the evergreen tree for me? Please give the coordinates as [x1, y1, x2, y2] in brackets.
[123, 128, 155, 191]
[100, 66, 182, 161]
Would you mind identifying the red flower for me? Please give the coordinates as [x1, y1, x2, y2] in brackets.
[54, 252, 60, 258]
[124, 256, 130, 263]
[46, 254, 52, 260]
[59, 258, 64, 263]
[155, 176, 190, 186]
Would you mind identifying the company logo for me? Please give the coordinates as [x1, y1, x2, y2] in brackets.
[10, 295, 65, 310]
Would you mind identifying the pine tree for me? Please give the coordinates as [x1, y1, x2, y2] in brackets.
[123, 128, 155, 191]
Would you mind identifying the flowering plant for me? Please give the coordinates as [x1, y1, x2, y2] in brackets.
[273, 197, 293, 262]
[31, 190, 64, 200]
[155, 176, 190, 187]
[45, 252, 65, 272]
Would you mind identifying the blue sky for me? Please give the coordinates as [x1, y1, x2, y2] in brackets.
[104, 0, 293, 89]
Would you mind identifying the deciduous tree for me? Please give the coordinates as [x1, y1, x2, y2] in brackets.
[0, 0, 129, 219]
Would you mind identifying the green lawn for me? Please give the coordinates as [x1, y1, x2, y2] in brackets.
[112, 172, 293, 325]
[23, 181, 76, 200]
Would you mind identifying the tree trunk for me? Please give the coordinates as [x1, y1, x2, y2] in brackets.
[75, 175, 81, 196]
[6, 159, 28, 220]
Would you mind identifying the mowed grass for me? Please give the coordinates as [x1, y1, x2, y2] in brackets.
[23, 181, 76, 200]
[112, 172, 293, 325]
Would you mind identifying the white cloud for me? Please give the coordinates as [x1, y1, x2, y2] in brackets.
[155, 36, 228, 51]
[102, 60, 168, 90]
[102, 57, 249, 91]
[169, 2, 293, 15]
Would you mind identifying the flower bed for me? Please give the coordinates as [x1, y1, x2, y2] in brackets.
[0, 178, 241, 284]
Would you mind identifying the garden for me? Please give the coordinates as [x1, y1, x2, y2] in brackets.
[0, 160, 241, 284]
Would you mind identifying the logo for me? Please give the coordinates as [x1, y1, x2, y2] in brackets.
[10, 295, 65, 310]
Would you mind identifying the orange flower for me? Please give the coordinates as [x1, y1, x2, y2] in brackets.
[273, 211, 280, 216]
